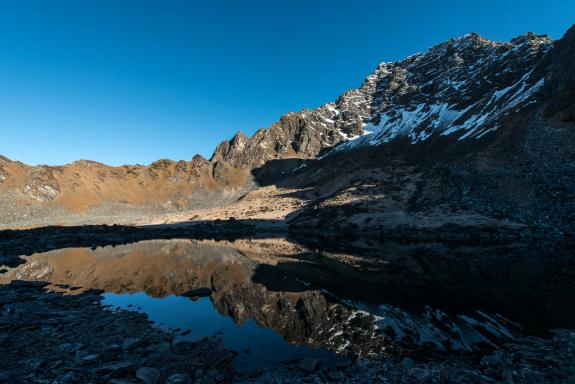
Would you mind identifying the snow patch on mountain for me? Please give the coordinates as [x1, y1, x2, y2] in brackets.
[311, 31, 552, 156]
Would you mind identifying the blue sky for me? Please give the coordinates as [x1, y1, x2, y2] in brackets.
[0, 0, 573, 166]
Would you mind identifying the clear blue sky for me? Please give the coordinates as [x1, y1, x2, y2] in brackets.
[0, 0, 573, 166]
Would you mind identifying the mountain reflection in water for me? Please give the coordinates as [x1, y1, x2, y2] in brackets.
[1, 238, 573, 369]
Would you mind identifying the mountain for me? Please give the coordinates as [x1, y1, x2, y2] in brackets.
[284, 27, 574, 234]
[0, 155, 250, 227]
[1, 25, 574, 232]
[214, 31, 551, 165]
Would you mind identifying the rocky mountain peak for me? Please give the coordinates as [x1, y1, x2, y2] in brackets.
[206, 30, 558, 170]
[230, 131, 250, 147]
[69, 160, 105, 167]
[510, 32, 551, 46]
[327, 31, 553, 152]
[192, 154, 208, 163]
[449, 32, 494, 49]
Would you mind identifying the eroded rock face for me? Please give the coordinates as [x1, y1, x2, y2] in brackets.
[24, 166, 61, 201]
[0, 154, 243, 225]
[211, 106, 346, 169]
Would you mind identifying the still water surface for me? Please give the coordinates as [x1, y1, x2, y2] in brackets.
[104, 292, 336, 371]
[1, 237, 573, 369]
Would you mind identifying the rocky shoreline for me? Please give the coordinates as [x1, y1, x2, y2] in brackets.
[0, 280, 237, 384]
[1, 279, 574, 383]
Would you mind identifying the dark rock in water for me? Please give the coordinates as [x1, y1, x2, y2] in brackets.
[82, 354, 99, 362]
[136, 367, 160, 384]
[182, 287, 212, 297]
[299, 358, 322, 373]
[164, 373, 191, 384]
[108, 379, 136, 384]
[0, 372, 10, 383]
[121, 338, 142, 351]
[95, 361, 134, 376]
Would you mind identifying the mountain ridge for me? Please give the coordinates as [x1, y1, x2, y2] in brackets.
[0, 30, 554, 170]
[1, 26, 573, 230]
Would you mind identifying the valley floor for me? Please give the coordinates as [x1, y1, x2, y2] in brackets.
[1, 182, 532, 234]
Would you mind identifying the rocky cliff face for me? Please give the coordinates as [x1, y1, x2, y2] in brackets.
[338, 33, 550, 146]
[210, 105, 345, 168]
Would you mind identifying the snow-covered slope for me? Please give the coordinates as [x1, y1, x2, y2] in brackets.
[329, 32, 551, 152]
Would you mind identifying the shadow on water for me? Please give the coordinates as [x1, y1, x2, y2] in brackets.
[0, 220, 288, 267]
[1, 231, 574, 370]
[0, 224, 574, 331]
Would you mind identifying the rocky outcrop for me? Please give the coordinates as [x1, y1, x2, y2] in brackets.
[24, 166, 61, 201]
[210, 105, 346, 169]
